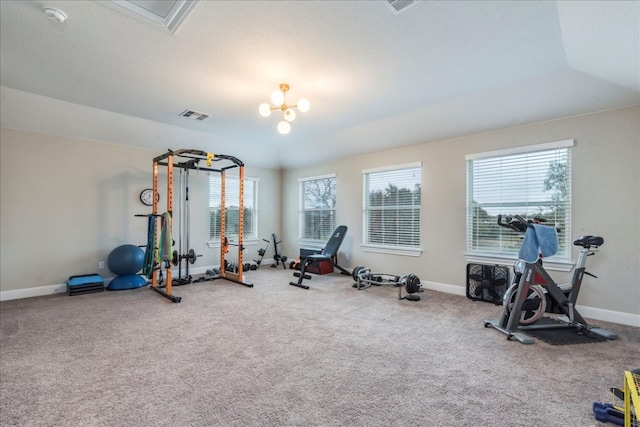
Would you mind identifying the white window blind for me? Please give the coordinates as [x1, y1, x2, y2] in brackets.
[363, 163, 421, 249]
[466, 141, 573, 260]
[299, 175, 336, 241]
[209, 174, 258, 241]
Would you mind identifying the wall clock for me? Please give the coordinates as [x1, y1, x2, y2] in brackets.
[139, 189, 158, 206]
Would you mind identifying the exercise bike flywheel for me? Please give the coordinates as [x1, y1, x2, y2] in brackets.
[502, 283, 547, 325]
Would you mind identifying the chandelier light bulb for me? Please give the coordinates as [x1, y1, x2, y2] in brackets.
[284, 108, 296, 122]
[277, 120, 291, 134]
[271, 90, 285, 106]
[259, 103, 272, 117]
[260, 83, 306, 134]
[297, 98, 309, 113]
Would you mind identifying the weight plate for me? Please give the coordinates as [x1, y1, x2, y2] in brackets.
[188, 249, 197, 264]
[405, 274, 421, 294]
[172, 250, 178, 266]
[352, 266, 365, 281]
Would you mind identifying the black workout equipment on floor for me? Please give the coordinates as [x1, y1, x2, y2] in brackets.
[271, 234, 288, 269]
[289, 225, 349, 289]
[484, 214, 619, 344]
[253, 238, 271, 267]
[522, 318, 609, 345]
[466, 263, 509, 305]
[352, 266, 423, 301]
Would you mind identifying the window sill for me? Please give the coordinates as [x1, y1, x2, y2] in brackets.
[297, 239, 325, 249]
[362, 244, 422, 257]
[207, 239, 259, 249]
[464, 253, 574, 272]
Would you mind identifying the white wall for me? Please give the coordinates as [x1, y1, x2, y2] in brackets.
[282, 106, 640, 319]
[2, 106, 638, 322]
[0, 128, 281, 293]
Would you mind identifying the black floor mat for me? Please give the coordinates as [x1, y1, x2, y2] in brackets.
[524, 318, 609, 345]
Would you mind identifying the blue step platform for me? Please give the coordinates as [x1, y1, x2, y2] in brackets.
[66, 274, 105, 296]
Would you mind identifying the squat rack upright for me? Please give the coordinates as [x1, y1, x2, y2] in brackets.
[150, 149, 252, 303]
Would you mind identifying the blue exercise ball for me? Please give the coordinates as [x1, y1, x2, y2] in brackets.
[107, 274, 147, 291]
[108, 244, 144, 276]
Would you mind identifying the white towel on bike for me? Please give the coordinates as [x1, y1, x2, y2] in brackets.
[518, 224, 558, 262]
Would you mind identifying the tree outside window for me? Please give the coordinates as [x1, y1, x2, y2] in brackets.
[299, 175, 336, 241]
[363, 165, 421, 249]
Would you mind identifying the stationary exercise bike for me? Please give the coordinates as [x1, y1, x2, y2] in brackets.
[484, 215, 619, 344]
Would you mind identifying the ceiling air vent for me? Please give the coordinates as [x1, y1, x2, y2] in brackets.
[108, 1, 198, 34]
[385, 0, 419, 15]
[180, 110, 209, 121]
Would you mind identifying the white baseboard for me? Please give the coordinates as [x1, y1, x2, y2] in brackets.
[2, 272, 638, 327]
[0, 283, 69, 301]
[421, 280, 467, 297]
[576, 305, 640, 327]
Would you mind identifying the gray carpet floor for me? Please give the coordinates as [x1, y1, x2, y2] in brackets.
[1, 268, 639, 426]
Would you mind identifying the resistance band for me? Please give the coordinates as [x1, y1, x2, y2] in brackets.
[143, 215, 156, 278]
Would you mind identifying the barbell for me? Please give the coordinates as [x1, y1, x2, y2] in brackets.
[172, 249, 201, 266]
[352, 265, 421, 300]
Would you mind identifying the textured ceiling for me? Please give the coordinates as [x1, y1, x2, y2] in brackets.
[1, 1, 638, 169]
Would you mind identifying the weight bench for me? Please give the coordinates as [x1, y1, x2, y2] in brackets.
[289, 225, 349, 289]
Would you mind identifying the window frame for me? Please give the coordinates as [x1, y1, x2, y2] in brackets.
[465, 139, 574, 270]
[362, 162, 422, 257]
[298, 174, 337, 245]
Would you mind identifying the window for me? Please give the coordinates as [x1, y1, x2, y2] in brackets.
[362, 163, 422, 255]
[466, 140, 573, 261]
[298, 175, 336, 241]
[209, 174, 258, 242]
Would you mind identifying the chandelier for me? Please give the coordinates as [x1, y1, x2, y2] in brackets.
[259, 83, 309, 134]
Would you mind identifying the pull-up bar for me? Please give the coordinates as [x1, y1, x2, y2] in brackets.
[154, 149, 244, 171]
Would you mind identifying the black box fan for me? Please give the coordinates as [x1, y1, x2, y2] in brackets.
[466, 264, 509, 305]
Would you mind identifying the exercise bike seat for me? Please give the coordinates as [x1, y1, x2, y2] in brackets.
[573, 235, 604, 248]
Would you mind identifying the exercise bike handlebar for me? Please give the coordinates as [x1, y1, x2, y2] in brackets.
[498, 215, 561, 234]
[497, 214, 531, 232]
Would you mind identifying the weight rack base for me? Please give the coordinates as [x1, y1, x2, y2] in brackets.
[152, 286, 182, 303]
